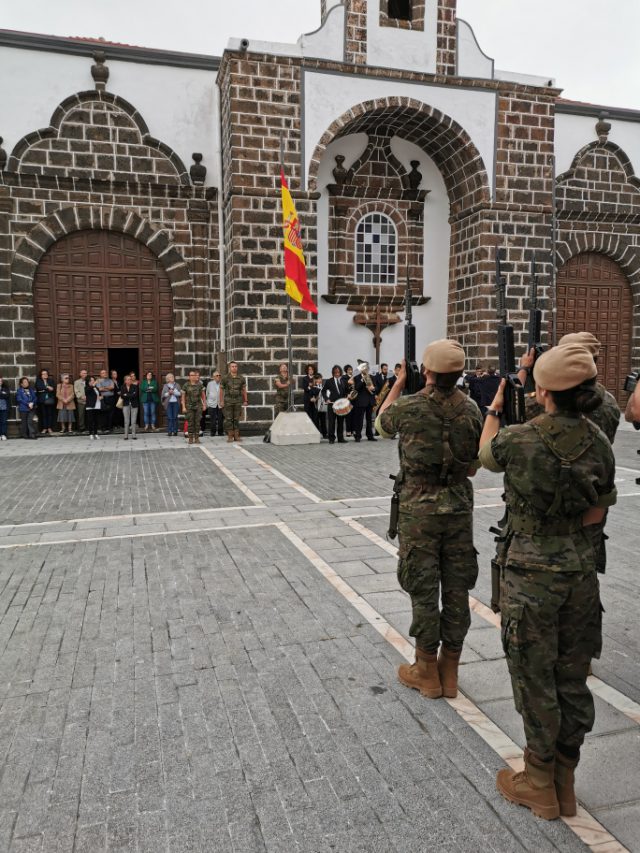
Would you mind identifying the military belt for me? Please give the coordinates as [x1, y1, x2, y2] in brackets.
[509, 514, 582, 536]
[404, 472, 468, 487]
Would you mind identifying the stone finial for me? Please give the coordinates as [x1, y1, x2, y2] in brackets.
[190, 153, 207, 185]
[595, 112, 611, 143]
[407, 160, 422, 190]
[0, 138, 6, 171]
[91, 50, 109, 91]
[332, 154, 348, 186]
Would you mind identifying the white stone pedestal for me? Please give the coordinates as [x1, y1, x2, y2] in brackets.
[269, 412, 321, 445]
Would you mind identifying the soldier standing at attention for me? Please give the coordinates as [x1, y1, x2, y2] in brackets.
[181, 369, 206, 445]
[376, 340, 482, 700]
[518, 331, 620, 579]
[479, 344, 617, 821]
[221, 361, 247, 442]
[274, 363, 290, 416]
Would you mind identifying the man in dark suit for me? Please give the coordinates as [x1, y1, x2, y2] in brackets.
[322, 365, 347, 444]
[350, 366, 377, 442]
[374, 363, 390, 394]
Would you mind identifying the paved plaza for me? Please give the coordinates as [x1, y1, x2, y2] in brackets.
[0, 427, 639, 852]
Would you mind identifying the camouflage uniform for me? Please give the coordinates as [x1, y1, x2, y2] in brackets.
[182, 381, 204, 439]
[378, 387, 482, 653]
[480, 413, 617, 758]
[274, 374, 290, 415]
[525, 382, 620, 573]
[221, 373, 246, 431]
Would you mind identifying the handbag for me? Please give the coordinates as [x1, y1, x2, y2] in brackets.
[116, 396, 124, 409]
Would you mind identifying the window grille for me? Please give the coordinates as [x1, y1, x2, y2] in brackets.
[355, 213, 397, 285]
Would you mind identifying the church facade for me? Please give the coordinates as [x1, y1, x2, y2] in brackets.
[1, 0, 639, 428]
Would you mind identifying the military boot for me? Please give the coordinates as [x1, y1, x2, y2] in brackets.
[234, 430, 242, 442]
[397, 647, 442, 699]
[496, 749, 560, 820]
[194, 435, 200, 444]
[227, 431, 234, 442]
[188, 435, 194, 445]
[554, 751, 579, 817]
[438, 646, 462, 698]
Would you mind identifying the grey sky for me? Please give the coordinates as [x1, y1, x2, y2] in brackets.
[1, 0, 638, 109]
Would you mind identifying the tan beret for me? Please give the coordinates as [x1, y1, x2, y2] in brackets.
[533, 344, 597, 391]
[422, 339, 465, 373]
[558, 331, 601, 357]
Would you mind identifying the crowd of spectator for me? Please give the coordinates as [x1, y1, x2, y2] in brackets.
[0, 359, 516, 443]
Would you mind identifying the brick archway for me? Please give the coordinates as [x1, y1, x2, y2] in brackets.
[307, 97, 491, 217]
[11, 206, 192, 300]
[556, 252, 634, 400]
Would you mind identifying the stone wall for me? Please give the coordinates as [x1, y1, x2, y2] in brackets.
[0, 86, 220, 426]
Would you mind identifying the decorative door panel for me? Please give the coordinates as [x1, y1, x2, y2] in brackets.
[557, 253, 632, 402]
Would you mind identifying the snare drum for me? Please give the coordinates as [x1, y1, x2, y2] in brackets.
[332, 397, 353, 417]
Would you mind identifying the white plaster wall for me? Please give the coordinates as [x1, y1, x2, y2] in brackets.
[367, 0, 438, 74]
[555, 112, 640, 177]
[315, 135, 450, 374]
[456, 19, 493, 80]
[303, 70, 497, 195]
[0, 46, 219, 184]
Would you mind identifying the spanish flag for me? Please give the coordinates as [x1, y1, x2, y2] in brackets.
[280, 168, 317, 314]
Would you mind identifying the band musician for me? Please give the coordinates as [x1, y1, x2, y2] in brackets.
[350, 364, 377, 442]
[322, 365, 348, 444]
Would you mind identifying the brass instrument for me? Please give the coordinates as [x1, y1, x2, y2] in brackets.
[348, 361, 375, 400]
[375, 378, 391, 409]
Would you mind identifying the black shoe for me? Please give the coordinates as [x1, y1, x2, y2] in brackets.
[367, 437, 377, 442]
[329, 439, 335, 444]
[337, 438, 346, 443]
[354, 437, 361, 442]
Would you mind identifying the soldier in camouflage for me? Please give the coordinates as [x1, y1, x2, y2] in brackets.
[479, 344, 617, 821]
[376, 339, 482, 700]
[274, 363, 290, 415]
[181, 369, 206, 445]
[519, 331, 619, 576]
[221, 361, 247, 442]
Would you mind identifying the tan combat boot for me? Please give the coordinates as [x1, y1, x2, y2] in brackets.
[194, 436, 200, 444]
[438, 646, 462, 698]
[397, 647, 443, 699]
[554, 751, 579, 817]
[234, 429, 242, 442]
[227, 431, 234, 442]
[188, 435, 194, 445]
[497, 749, 560, 820]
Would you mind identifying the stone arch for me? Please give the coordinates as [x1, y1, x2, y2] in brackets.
[556, 139, 640, 188]
[8, 90, 189, 185]
[308, 97, 491, 216]
[555, 232, 640, 295]
[11, 206, 193, 300]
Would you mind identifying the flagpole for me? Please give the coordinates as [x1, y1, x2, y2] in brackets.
[280, 134, 294, 412]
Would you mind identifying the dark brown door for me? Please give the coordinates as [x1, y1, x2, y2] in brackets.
[33, 230, 175, 381]
[556, 253, 633, 401]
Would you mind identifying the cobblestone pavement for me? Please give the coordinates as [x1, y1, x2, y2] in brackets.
[0, 425, 638, 852]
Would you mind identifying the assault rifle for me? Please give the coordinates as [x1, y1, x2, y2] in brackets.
[495, 247, 525, 425]
[523, 252, 547, 393]
[489, 248, 526, 614]
[404, 277, 422, 394]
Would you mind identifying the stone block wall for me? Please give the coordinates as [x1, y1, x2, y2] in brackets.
[0, 88, 220, 427]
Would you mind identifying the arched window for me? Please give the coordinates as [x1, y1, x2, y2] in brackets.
[388, 0, 412, 21]
[355, 212, 397, 285]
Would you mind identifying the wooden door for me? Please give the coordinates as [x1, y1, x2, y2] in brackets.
[556, 253, 632, 401]
[33, 230, 175, 380]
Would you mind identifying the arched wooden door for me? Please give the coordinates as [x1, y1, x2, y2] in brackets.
[33, 230, 175, 381]
[556, 253, 632, 400]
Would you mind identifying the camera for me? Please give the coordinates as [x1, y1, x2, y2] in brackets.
[623, 370, 639, 394]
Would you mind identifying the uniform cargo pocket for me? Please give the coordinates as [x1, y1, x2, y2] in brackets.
[501, 603, 525, 663]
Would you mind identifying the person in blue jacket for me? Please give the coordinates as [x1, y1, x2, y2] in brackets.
[16, 377, 38, 439]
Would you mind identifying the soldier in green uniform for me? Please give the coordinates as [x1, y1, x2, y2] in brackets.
[519, 331, 619, 577]
[221, 361, 247, 442]
[479, 344, 617, 821]
[376, 339, 482, 700]
[181, 369, 206, 445]
[274, 363, 290, 415]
